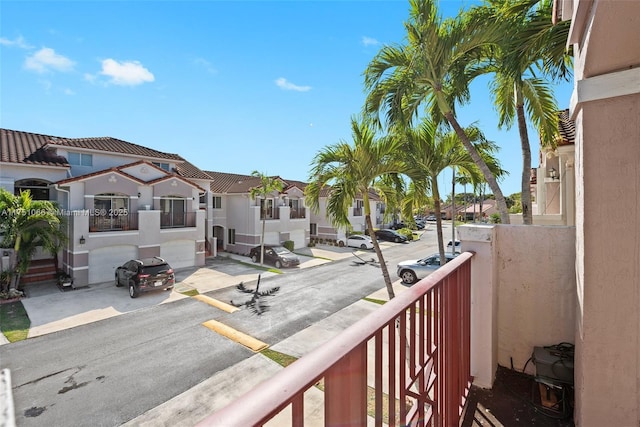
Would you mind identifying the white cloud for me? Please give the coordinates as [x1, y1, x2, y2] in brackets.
[194, 57, 217, 74]
[362, 36, 380, 47]
[0, 35, 32, 49]
[99, 58, 154, 86]
[275, 77, 311, 92]
[24, 47, 75, 73]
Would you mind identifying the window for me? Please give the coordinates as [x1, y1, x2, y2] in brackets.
[153, 162, 171, 171]
[228, 228, 236, 244]
[310, 223, 317, 236]
[160, 197, 186, 228]
[91, 194, 130, 231]
[354, 199, 364, 216]
[213, 196, 222, 209]
[14, 179, 50, 200]
[199, 193, 206, 204]
[260, 198, 274, 219]
[68, 152, 93, 166]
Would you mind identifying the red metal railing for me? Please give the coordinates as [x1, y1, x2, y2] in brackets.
[197, 252, 473, 427]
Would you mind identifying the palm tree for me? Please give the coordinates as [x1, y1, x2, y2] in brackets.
[306, 116, 405, 300]
[364, 0, 512, 223]
[475, 0, 571, 224]
[249, 171, 284, 266]
[0, 188, 67, 292]
[400, 120, 504, 265]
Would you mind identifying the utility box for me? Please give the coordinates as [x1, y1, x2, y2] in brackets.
[533, 345, 574, 384]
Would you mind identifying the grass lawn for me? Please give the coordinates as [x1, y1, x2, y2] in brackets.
[0, 300, 30, 342]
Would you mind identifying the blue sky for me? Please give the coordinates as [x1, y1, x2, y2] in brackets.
[0, 0, 573, 197]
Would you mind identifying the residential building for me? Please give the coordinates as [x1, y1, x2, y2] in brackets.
[204, 171, 310, 256]
[0, 129, 209, 287]
[308, 187, 384, 244]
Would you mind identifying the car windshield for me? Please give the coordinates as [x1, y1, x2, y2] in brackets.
[272, 246, 290, 254]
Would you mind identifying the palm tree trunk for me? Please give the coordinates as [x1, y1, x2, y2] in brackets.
[516, 104, 533, 224]
[445, 112, 511, 224]
[366, 214, 395, 300]
[432, 178, 446, 265]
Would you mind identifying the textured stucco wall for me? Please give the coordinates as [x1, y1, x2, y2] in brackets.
[495, 225, 576, 373]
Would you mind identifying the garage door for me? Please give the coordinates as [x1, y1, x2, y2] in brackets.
[288, 230, 306, 249]
[89, 245, 138, 285]
[262, 231, 279, 246]
[160, 240, 196, 269]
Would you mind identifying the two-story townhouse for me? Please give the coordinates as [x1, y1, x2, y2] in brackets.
[0, 129, 209, 287]
[308, 187, 384, 245]
[204, 171, 309, 255]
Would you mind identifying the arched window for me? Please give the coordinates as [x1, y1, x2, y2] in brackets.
[14, 179, 50, 200]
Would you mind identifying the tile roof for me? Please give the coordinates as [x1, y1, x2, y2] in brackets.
[557, 109, 575, 145]
[1, 128, 210, 181]
[1, 129, 69, 167]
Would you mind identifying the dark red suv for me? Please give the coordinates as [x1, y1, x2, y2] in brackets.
[115, 257, 175, 298]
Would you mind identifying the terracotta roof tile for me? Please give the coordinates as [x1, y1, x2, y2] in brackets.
[1, 128, 69, 167]
[1, 128, 210, 181]
[557, 109, 575, 145]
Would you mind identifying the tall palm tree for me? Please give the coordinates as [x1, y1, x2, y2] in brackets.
[306, 116, 405, 300]
[364, 0, 512, 223]
[475, 0, 571, 224]
[400, 120, 503, 264]
[249, 171, 284, 266]
[0, 188, 67, 292]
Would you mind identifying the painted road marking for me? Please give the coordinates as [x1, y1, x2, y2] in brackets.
[202, 320, 269, 352]
[193, 294, 239, 313]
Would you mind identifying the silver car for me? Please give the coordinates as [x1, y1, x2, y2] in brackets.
[396, 252, 459, 284]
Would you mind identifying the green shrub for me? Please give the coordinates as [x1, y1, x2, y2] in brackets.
[397, 228, 414, 241]
[283, 240, 294, 251]
[490, 213, 501, 224]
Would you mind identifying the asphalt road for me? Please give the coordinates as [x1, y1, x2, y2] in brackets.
[2, 227, 447, 426]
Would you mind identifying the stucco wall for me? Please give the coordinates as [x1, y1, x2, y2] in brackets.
[495, 225, 576, 373]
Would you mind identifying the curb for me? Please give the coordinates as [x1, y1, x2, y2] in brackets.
[0, 368, 15, 427]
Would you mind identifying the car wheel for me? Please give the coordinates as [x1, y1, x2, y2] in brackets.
[115, 274, 122, 287]
[394, 237, 400, 243]
[129, 281, 139, 298]
[338, 240, 345, 247]
[400, 270, 417, 284]
[251, 254, 258, 263]
[165, 286, 174, 291]
[360, 244, 367, 249]
[275, 260, 282, 269]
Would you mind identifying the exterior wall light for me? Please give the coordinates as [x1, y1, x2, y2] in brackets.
[79, 235, 86, 244]
[550, 168, 559, 180]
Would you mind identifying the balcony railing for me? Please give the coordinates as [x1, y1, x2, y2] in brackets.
[290, 208, 306, 219]
[160, 211, 197, 229]
[198, 252, 473, 427]
[89, 212, 138, 232]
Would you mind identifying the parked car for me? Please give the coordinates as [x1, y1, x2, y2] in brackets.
[389, 222, 406, 230]
[249, 244, 300, 268]
[375, 229, 408, 243]
[396, 252, 459, 284]
[447, 240, 461, 252]
[414, 219, 426, 229]
[426, 215, 437, 222]
[115, 257, 175, 298]
[340, 234, 374, 250]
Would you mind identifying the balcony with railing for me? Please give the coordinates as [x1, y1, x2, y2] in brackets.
[89, 212, 138, 232]
[289, 208, 306, 219]
[160, 211, 197, 228]
[199, 252, 473, 426]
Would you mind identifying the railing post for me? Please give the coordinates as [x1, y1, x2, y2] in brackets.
[324, 342, 367, 426]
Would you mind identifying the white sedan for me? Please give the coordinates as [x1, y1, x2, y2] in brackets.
[340, 235, 374, 250]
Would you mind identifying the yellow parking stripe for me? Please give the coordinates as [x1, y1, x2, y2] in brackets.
[193, 294, 239, 313]
[202, 320, 269, 352]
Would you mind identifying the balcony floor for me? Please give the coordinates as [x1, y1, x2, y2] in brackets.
[462, 366, 574, 427]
